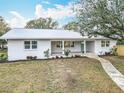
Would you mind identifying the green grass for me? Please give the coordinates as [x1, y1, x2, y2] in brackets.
[0, 58, 123, 93]
[103, 56, 124, 75]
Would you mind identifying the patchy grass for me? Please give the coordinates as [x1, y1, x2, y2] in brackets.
[103, 56, 124, 75]
[0, 58, 123, 93]
[0, 49, 7, 57]
[0, 49, 7, 55]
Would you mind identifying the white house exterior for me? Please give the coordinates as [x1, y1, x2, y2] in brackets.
[0, 29, 117, 61]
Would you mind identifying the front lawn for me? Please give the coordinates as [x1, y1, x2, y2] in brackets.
[0, 58, 123, 93]
[0, 49, 7, 54]
[0, 49, 7, 61]
[103, 56, 124, 75]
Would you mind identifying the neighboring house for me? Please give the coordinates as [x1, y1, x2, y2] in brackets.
[0, 28, 117, 61]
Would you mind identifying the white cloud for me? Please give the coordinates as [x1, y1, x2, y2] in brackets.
[10, 11, 24, 19]
[35, 3, 76, 20]
[8, 2, 76, 28]
[42, 1, 50, 4]
[35, 4, 46, 18]
[9, 11, 27, 28]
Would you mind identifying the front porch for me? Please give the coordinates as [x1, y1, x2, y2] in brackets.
[51, 40, 95, 56]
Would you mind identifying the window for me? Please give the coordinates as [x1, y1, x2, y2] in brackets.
[32, 41, 37, 49]
[24, 41, 37, 50]
[24, 41, 30, 49]
[64, 41, 74, 47]
[55, 41, 75, 48]
[106, 41, 110, 47]
[64, 41, 70, 47]
[70, 41, 74, 47]
[101, 40, 110, 47]
[55, 41, 62, 48]
[101, 41, 106, 47]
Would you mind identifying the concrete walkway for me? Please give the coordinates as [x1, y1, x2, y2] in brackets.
[84, 53, 124, 91]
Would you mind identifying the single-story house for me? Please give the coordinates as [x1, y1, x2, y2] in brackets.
[0, 28, 117, 61]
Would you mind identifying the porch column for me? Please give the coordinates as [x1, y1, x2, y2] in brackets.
[62, 41, 65, 54]
[84, 40, 86, 53]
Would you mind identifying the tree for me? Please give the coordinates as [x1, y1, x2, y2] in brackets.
[63, 21, 79, 31]
[76, 0, 124, 43]
[0, 16, 10, 35]
[0, 16, 10, 49]
[25, 17, 58, 29]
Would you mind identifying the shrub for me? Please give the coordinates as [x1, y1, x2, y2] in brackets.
[44, 49, 50, 58]
[27, 56, 31, 60]
[33, 56, 37, 59]
[60, 56, 63, 59]
[56, 56, 59, 59]
[110, 47, 117, 56]
[105, 52, 111, 56]
[27, 56, 37, 60]
[0, 54, 7, 61]
[64, 49, 71, 57]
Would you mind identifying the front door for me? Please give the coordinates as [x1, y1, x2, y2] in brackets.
[81, 42, 84, 53]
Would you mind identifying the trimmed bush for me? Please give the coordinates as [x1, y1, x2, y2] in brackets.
[64, 49, 71, 57]
[110, 47, 117, 56]
[0, 53, 7, 61]
[27, 56, 37, 60]
[56, 56, 59, 59]
[44, 49, 50, 58]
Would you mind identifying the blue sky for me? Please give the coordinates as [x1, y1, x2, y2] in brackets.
[0, 0, 76, 28]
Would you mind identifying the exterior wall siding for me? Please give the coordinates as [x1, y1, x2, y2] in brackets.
[51, 41, 62, 53]
[7, 39, 117, 61]
[64, 41, 81, 53]
[94, 40, 117, 55]
[86, 41, 95, 53]
[8, 40, 51, 61]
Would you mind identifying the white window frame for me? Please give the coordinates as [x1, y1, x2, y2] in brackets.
[101, 40, 110, 47]
[55, 41, 62, 48]
[101, 40, 106, 47]
[32, 41, 37, 49]
[24, 41, 30, 49]
[106, 41, 110, 47]
[64, 41, 75, 47]
[24, 40, 38, 50]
